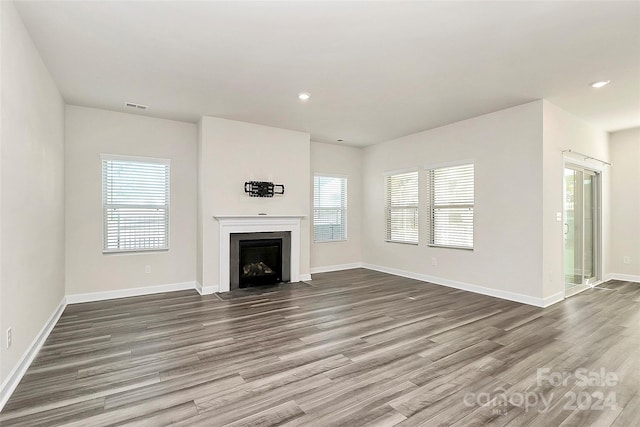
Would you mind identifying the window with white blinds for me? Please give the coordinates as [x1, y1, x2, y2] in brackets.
[313, 175, 347, 242]
[385, 171, 419, 244]
[426, 163, 474, 249]
[102, 155, 170, 253]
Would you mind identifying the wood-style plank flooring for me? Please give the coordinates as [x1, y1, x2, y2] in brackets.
[1, 269, 638, 426]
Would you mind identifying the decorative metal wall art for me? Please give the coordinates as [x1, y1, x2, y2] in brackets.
[244, 181, 285, 198]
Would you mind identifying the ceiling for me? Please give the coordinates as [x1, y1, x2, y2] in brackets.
[14, 1, 640, 146]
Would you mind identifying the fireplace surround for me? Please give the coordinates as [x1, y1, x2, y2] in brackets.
[213, 215, 304, 292]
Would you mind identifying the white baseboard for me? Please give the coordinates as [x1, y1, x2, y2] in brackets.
[299, 273, 312, 281]
[541, 292, 565, 307]
[66, 281, 197, 304]
[0, 296, 67, 412]
[310, 263, 363, 274]
[604, 273, 640, 283]
[197, 285, 217, 295]
[362, 263, 552, 308]
[195, 280, 218, 295]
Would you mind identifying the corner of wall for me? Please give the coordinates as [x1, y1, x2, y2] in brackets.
[196, 119, 204, 286]
[361, 101, 546, 300]
[608, 127, 640, 278]
[309, 141, 365, 270]
[541, 100, 611, 298]
[198, 116, 311, 289]
[1, 0, 66, 387]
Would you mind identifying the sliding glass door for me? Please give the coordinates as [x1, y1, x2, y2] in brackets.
[564, 165, 599, 294]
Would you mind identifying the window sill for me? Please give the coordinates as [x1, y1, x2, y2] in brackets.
[385, 240, 419, 245]
[427, 244, 473, 251]
[103, 248, 169, 255]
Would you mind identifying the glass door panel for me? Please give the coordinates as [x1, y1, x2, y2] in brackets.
[564, 168, 583, 288]
[583, 173, 595, 282]
[564, 165, 599, 294]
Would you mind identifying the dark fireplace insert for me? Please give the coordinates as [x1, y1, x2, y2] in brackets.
[230, 232, 291, 290]
[239, 239, 282, 287]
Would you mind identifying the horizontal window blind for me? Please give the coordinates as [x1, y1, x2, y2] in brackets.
[385, 171, 419, 244]
[313, 175, 347, 242]
[427, 163, 474, 249]
[102, 156, 170, 252]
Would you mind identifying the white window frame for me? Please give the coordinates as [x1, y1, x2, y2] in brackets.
[384, 169, 419, 245]
[101, 154, 171, 253]
[313, 173, 348, 243]
[425, 160, 474, 250]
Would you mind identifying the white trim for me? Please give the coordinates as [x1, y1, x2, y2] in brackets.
[314, 238, 348, 244]
[299, 274, 312, 281]
[362, 263, 556, 308]
[100, 153, 171, 165]
[313, 172, 348, 179]
[197, 285, 218, 295]
[423, 158, 475, 171]
[310, 263, 364, 274]
[383, 167, 419, 177]
[542, 292, 565, 307]
[213, 215, 305, 219]
[214, 215, 304, 292]
[604, 273, 640, 283]
[565, 285, 590, 298]
[427, 243, 473, 251]
[65, 281, 196, 304]
[0, 297, 67, 412]
[308, 263, 564, 307]
[385, 240, 419, 246]
[196, 281, 218, 295]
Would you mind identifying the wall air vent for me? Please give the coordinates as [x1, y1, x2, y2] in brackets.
[125, 102, 148, 110]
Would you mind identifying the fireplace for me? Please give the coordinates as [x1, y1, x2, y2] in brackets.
[212, 215, 304, 294]
[230, 232, 291, 290]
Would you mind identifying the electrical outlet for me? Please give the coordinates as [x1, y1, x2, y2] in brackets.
[623, 256, 631, 265]
[145, 265, 151, 273]
[6, 328, 12, 349]
[431, 257, 437, 266]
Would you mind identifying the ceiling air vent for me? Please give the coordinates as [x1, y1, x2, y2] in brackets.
[125, 102, 148, 110]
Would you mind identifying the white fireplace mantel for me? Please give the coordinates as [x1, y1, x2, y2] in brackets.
[213, 215, 305, 292]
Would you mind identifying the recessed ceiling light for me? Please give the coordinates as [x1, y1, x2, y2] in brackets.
[298, 92, 311, 101]
[591, 80, 610, 88]
[337, 139, 344, 142]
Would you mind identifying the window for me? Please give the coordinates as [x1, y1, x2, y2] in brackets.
[426, 163, 474, 249]
[385, 171, 419, 244]
[313, 175, 347, 242]
[102, 155, 170, 253]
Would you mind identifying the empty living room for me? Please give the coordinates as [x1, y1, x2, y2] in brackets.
[1, 1, 639, 426]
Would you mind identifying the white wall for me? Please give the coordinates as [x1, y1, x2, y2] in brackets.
[198, 117, 310, 291]
[65, 106, 197, 295]
[362, 101, 545, 302]
[609, 127, 640, 280]
[310, 142, 363, 271]
[542, 101, 610, 298]
[0, 0, 65, 383]
[196, 120, 204, 287]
